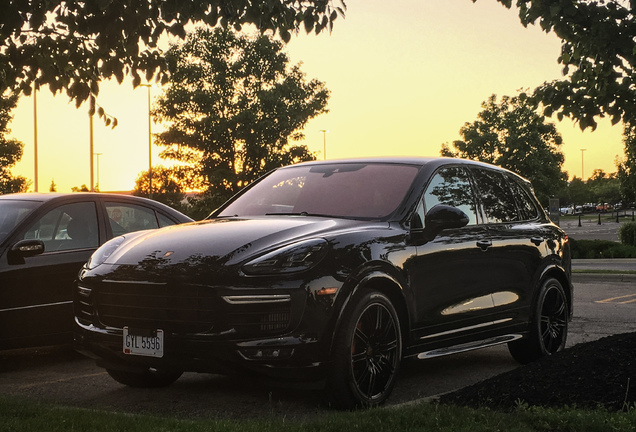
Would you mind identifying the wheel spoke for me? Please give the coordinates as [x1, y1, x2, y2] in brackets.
[350, 301, 400, 401]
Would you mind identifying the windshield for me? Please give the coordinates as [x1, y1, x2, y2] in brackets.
[218, 163, 420, 219]
[0, 200, 40, 243]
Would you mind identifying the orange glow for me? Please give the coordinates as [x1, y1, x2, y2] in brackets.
[7, 0, 624, 193]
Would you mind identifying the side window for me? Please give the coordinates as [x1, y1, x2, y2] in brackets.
[24, 202, 99, 251]
[508, 176, 540, 221]
[106, 202, 160, 236]
[423, 166, 478, 225]
[157, 212, 180, 228]
[472, 168, 519, 223]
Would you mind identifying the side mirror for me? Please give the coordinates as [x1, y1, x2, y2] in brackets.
[8, 239, 45, 265]
[423, 204, 469, 238]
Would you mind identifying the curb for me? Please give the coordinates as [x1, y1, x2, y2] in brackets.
[572, 273, 636, 283]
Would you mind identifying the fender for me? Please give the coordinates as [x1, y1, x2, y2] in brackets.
[328, 269, 411, 355]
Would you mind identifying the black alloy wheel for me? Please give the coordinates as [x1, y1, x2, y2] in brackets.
[327, 290, 402, 409]
[539, 282, 568, 354]
[509, 277, 568, 364]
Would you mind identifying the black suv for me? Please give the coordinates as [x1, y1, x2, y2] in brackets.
[74, 158, 571, 409]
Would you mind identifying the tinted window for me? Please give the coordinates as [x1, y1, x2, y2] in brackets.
[508, 176, 540, 221]
[0, 200, 39, 243]
[218, 163, 420, 219]
[423, 166, 478, 225]
[157, 212, 179, 228]
[106, 202, 161, 236]
[24, 202, 99, 251]
[472, 168, 519, 223]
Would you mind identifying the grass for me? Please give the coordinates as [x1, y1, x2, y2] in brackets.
[1, 395, 635, 432]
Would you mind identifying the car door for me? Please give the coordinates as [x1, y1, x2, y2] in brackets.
[407, 165, 498, 343]
[0, 199, 100, 349]
[469, 167, 545, 328]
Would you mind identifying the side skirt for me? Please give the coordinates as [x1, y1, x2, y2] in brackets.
[413, 334, 522, 360]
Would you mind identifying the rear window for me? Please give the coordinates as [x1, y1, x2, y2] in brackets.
[508, 176, 540, 221]
[472, 168, 520, 223]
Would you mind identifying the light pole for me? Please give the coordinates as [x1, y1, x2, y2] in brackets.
[580, 148, 587, 180]
[89, 96, 95, 191]
[33, 85, 39, 192]
[320, 130, 329, 160]
[140, 84, 153, 198]
[94, 153, 102, 190]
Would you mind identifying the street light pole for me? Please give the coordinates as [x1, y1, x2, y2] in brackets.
[580, 148, 587, 180]
[89, 98, 94, 191]
[140, 84, 153, 198]
[320, 130, 329, 160]
[33, 85, 38, 192]
[94, 153, 102, 190]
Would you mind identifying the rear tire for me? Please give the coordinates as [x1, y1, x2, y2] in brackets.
[509, 277, 568, 364]
[106, 368, 183, 388]
[326, 290, 402, 409]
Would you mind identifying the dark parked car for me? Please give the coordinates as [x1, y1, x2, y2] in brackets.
[74, 158, 572, 409]
[0, 193, 193, 350]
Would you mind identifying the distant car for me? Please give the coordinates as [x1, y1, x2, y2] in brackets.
[74, 158, 572, 409]
[0, 193, 193, 350]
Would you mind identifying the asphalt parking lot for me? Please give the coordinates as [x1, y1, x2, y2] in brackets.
[558, 214, 624, 242]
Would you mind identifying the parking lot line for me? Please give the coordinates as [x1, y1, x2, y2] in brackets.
[596, 294, 636, 304]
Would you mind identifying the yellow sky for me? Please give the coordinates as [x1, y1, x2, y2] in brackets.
[8, 0, 624, 193]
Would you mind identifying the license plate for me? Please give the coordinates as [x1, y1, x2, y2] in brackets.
[123, 327, 164, 358]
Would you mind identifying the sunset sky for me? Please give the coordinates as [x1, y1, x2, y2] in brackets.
[7, 0, 624, 193]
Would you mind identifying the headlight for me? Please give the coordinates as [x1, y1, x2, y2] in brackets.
[242, 238, 329, 275]
[87, 236, 126, 269]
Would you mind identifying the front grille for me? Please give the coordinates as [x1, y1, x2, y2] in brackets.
[97, 282, 217, 333]
[79, 281, 294, 336]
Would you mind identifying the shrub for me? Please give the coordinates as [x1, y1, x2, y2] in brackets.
[569, 239, 636, 258]
[619, 222, 636, 246]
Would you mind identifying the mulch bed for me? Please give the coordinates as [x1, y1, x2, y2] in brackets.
[439, 332, 636, 411]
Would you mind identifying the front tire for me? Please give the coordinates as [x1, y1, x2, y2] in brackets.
[106, 368, 183, 388]
[509, 277, 568, 364]
[326, 290, 402, 409]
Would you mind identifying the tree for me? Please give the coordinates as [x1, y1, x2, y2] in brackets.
[488, 0, 636, 130]
[1, 0, 345, 107]
[153, 27, 329, 203]
[71, 185, 90, 192]
[587, 169, 621, 205]
[49, 179, 57, 192]
[617, 123, 636, 203]
[0, 92, 28, 194]
[133, 165, 204, 212]
[441, 94, 568, 205]
[567, 177, 591, 207]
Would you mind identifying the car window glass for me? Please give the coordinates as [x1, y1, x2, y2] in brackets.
[157, 212, 178, 228]
[0, 200, 39, 244]
[508, 177, 540, 220]
[423, 167, 478, 225]
[218, 163, 420, 219]
[23, 202, 99, 251]
[472, 168, 519, 223]
[106, 202, 159, 236]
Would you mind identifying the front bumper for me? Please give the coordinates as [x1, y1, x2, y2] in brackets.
[74, 320, 332, 384]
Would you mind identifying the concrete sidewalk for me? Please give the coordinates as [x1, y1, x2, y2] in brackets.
[572, 258, 636, 283]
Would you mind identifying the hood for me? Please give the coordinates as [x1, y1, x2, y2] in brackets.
[104, 217, 379, 269]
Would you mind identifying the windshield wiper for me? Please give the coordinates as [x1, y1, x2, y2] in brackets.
[264, 212, 336, 218]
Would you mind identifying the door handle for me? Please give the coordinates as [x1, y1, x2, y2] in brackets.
[530, 237, 543, 246]
[476, 240, 492, 251]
